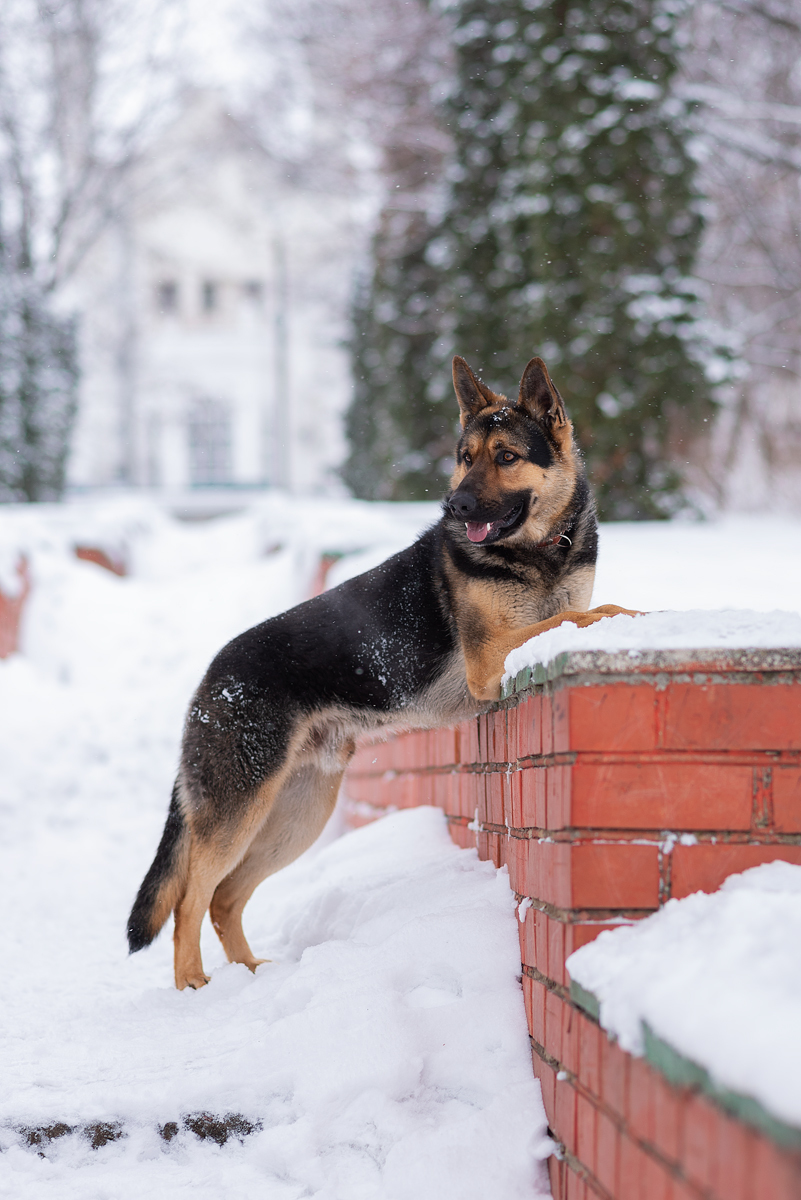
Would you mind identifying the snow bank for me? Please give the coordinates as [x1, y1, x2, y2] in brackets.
[502, 609, 801, 686]
[0, 808, 551, 1198]
[566, 862, 801, 1133]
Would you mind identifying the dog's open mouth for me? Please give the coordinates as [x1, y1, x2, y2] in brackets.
[465, 503, 525, 544]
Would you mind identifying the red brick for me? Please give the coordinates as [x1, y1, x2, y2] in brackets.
[618, 1132, 650, 1200]
[515, 695, 541, 760]
[663, 681, 801, 751]
[461, 716, 481, 765]
[571, 843, 660, 909]
[548, 914, 566, 986]
[556, 1075, 578, 1155]
[447, 821, 474, 851]
[535, 907, 549, 977]
[576, 1091, 597, 1176]
[626, 1055, 654, 1145]
[640, 1150, 673, 1200]
[485, 773, 506, 825]
[534, 1054, 557, 1128]
[578, 1012, 601, 1097]
[547, 764, 570, 829]
[520, 764, 547, 828]
[752, 1134, 801, 1200]
[600, 1035, 629, 1120]
[562, 1000, 579, 1075]
[715, 1111, 756, 1200]
[475, 773, 491, 824]
[549, 1154, 565, 1200]
[671, 844, 801, 898]
[569, 685, 658, 752]
[683, 1091, 718, 1193]
[774, 767, 801, 832]
[565, 1164, 586, 1200]
[571, 763, 753, 830]
[506, 835, 533, 899]
[595, 1109, 619, 1196]
[541, 695, 554, 755]
[459, 771, 482, 823]
[651, 1072, 682, 1165]
[568, 922, 622, 955]
[545, 988, 564, 1061]
[518, 902, 536, 969]
[509, 770, 525, 827]
[668, 1178, 703, 1200]
[524, 975, 546, 1046]
[553, 690, 570, 753]
[477, 828, 502, 867]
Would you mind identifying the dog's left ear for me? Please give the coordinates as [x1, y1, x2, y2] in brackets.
[517, 357, 567, 428]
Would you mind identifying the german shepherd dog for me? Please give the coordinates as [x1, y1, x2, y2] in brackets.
[128, 356, 634, 988]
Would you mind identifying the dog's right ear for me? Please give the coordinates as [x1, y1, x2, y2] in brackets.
[452, 356, 499, 428]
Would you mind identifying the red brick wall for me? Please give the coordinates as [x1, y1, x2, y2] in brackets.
[343, 660, 801, 1199]
[0, 556, 30, 659]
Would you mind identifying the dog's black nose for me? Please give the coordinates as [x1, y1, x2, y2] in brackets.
[448, 491, 477, 518]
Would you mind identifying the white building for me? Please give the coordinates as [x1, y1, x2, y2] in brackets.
[66, 92, 364, 497]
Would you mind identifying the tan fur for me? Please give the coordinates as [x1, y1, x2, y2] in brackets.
[463, 604, 641, 701]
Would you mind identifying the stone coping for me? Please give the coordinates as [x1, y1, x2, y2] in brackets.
[501, 647, 801, 699]
[569, 980, 801, 1152]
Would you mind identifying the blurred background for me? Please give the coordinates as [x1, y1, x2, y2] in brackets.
[1, 0, 801, 521]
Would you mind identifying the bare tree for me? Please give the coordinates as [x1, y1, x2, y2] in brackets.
[0, 0, 180, 499]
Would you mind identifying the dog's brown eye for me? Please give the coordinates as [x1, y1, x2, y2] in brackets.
[500, 451, 517, 464]
[463, 452, 472, 466]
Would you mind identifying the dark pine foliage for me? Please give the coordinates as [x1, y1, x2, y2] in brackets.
[0, 246, 79, 502]
[345, 208, 450, 500]
[346, 0, 724, 517]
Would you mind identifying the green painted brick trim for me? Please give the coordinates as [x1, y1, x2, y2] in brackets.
[643, 1023, 801, 1152]
[568, 982, 801, 1151]
[569, 979, 600, 1020]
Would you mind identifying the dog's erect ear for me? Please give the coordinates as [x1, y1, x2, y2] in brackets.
[452, 356, 499, 427]
[517, 357, 567, 427]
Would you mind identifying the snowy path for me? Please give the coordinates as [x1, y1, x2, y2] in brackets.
[0, 501, 551, 1198]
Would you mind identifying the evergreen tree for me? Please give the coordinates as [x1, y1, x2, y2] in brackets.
[345, 208, 449, 500]
[0, 240, 79, 502]
[347, 0, 726, 516]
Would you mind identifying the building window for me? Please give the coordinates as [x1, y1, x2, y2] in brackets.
[201, 280, 218, 312]
[156, 281, 178, 313]
[243, 280, 263, 303]
[187, 398, 232, 485]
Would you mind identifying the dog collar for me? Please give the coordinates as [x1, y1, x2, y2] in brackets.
[536, 532, 573, 549]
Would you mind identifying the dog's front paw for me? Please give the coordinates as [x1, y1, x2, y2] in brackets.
[466, 674, 502, 702]
[588, 604, 643, 618]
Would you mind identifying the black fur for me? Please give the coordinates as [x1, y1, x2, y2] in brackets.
[127, 783, 186, 952]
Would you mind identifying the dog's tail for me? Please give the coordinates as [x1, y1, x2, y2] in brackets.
[127, 781, 190, 953]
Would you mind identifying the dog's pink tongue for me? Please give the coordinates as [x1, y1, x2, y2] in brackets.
[466, 522, 490, 543]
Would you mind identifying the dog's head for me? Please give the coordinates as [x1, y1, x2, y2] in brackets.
[445, 355, 579, 547]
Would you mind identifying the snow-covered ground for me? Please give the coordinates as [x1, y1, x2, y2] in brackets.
[566, 862, 801, 1135]
[2, 495, 801, 1195]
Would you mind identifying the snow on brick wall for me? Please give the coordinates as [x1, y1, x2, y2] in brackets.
[342, 646, 801, 1200]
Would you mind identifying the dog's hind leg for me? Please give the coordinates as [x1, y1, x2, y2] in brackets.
[209, 754, 351, 970]
[172, 771, 292, 990]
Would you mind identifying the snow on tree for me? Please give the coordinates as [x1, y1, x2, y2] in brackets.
[347, 0, 727, 515]
[0, 245, 78, 502]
